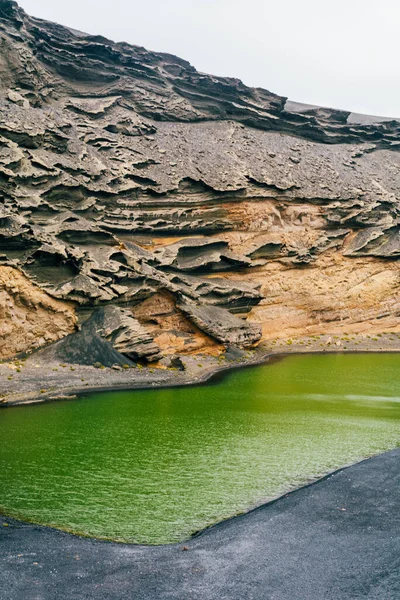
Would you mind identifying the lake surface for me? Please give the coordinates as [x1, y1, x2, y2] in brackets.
[0, 353, 399, 544]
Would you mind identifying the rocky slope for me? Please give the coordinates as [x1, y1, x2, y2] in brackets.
[0, 0, 399, 364]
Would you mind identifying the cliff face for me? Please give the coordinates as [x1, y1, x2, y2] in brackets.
[0, 0, 399, 361]
[0, 265, 76, 359]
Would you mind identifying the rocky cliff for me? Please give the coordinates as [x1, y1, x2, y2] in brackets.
[0, 0, 399, 363]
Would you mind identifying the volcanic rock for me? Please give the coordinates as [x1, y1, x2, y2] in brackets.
[90, 305, 162, 362]
[0, 0, 399, 359]
[34, 305, 161, 366]
[0, 265, 76, 359]
[178, 303, 262, 347]
[153, 238, 250, 273]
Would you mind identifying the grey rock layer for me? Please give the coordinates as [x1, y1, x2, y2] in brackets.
[35, 306, 161, 365]
[178, 303, 262, 347]
[92, 305, 162, 362]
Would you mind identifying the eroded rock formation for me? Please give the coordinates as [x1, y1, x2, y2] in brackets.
[0, 265, 76, 359]
[0, 0, 399, 363]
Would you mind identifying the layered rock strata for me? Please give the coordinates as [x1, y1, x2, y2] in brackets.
[0, 0, 399, 364]
[33, 305, 161, 366]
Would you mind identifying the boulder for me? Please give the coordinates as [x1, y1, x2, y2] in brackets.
[91, 306, 162, 362]
[178, 303, 262, 347]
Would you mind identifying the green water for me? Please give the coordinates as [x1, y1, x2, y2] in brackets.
[0, 353, 399, 544]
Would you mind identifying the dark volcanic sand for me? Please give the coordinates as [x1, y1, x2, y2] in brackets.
[1, 448, 399, 600]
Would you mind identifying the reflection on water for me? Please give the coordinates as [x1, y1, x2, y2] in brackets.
[0, 353, 399, 544]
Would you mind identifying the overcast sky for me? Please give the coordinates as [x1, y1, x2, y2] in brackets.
[18, 0, 400, 117]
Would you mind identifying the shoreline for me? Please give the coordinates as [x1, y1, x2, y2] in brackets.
[1, 444, 398, 546]
[1, 331, 400, 407]
[1, 447, 400, 600]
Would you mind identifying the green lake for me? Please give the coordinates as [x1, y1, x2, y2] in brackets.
[0, 353, 399, 544]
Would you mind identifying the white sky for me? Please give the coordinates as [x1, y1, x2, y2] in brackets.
[17, 0, 400, 118]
